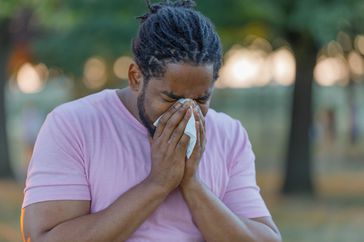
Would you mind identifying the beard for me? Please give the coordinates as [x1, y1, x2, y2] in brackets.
[137, 84, 156, 137]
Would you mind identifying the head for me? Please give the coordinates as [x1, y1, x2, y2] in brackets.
[129, 0, 222, 136]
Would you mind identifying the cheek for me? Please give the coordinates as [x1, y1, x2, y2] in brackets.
[146, 95, 173, 120]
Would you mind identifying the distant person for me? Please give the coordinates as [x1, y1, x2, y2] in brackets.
[21, 1, 281, 241]
[20, 103, 44, 179]
[318, 108, 337, 146]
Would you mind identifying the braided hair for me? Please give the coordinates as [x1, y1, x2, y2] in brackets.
[132, 0, 222, 83]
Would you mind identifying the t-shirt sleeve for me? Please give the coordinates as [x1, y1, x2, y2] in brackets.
[22, 109, 91, 208]
[222, 121, 271, 218]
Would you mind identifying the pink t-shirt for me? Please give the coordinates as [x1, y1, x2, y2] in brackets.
[23, 89, 270, 242]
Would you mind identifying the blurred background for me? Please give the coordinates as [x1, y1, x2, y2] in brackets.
[1, 0, 364, 241]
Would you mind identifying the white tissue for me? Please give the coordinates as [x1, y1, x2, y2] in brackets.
[153, 98, 197, 159]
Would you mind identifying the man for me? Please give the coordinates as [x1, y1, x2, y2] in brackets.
[21, 1, 282, 241]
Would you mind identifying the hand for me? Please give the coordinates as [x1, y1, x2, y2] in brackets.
[180, 103, 206, 188]
[147, 101, 192, 193]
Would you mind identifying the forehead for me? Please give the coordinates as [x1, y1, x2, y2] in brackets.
[150, 63, 214, 98]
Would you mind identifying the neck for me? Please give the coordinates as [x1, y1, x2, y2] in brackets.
[116, 87, 142, 124]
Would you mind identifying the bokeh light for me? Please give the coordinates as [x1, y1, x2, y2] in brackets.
[16, 63, 48, 93]
[217, 43, 296, 88]
[327, 41, 343, 57]
[271, 48, 296, 86]
[217, 46, 270, 88]
[354, 35, 364, 55]
[83, 57, 107, 89]
[113, 56, 133, 80]
[337, 31, 352, 52]
[348, 51, 364, 78]
[314, 56, 349, 86]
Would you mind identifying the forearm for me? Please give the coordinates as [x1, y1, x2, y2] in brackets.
[180, 179, 281, 242]
[37, 177, 169, 242]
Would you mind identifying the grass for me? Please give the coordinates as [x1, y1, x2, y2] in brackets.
[258, 171, 364, 242]
[1, 170, 364, 242]
[0, 180, 22, 242]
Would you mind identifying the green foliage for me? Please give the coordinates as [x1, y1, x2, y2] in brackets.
[30, 0, 146, 75]
[202, 0, 364, 46]
[288, 0, 352, 44]
[4, 0, 363, 77]
[0, 0, 22, 18]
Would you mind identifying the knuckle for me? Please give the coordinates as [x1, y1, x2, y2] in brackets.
[178, 138, 187, 147]
[173, 127, 184, 138]
[177, 108, 185, 115]
[169, 132, 178, 141]
[181, 135, 189, 144]
[165, 122, 174, 130]
[176, 126, 185, 134]
[184, 113, 191, 120]
[159, 117, 167, 125]
[167, 117, 178, 127]
[178, 120, 187, 130]
[172, 104, 179, 110]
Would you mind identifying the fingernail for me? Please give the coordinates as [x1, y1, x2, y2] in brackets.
[186, 108, 191, 116]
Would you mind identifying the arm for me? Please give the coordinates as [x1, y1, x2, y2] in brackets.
[22, 177, 169, 242]
[180, 179, 282, 242]
[22, 100, 193, 242]
[179, 108, 281, 242]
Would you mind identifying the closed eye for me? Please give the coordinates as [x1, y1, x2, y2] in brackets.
[196, 100, 208, 104]
[163, 97, 177, 103]
[196, 96, 210, 103]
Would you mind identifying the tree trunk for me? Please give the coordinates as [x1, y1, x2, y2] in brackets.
[0, 20, 13, 178]
[282, 33, 317, 195]
[347, 80, 359, 144]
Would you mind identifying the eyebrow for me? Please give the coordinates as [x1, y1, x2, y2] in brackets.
[161, 90, 211, 100]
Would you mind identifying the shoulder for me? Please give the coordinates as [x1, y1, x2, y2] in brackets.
[39, 90, 114, 142]
[205, 108, 253, 171]
[50, 89, 113, 124]
[206, 108, 249, 142]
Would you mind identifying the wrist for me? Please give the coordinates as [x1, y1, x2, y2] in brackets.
[180, 176, 202, 193]
[144, 176, 173, 197]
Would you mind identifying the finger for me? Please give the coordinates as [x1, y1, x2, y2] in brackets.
[196, 107, 206, 135]
[199, 109, 206, 130]
[199, 119, 206, 150]
[196, 120, 201, 153]
[193, 104, 205, 125]
[197, 111, 204, 132]
[194, 103, 204, 119]
[187, 120, 200, 161]
[176, 133, 190, 156]
[161, 102, 192, 142]
[154, 101, 183, 138]
[191, 104, 205, 151]
[168, 107, 192, 148]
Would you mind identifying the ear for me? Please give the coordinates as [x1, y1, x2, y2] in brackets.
[128, 62, 144, 92]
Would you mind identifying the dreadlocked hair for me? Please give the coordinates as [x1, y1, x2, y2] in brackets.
[132, 0, 222, 82]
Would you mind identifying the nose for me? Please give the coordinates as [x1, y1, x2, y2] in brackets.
[178, 98, 200, 111]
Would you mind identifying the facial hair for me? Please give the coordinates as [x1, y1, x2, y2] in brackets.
[137, 84, 156, 137]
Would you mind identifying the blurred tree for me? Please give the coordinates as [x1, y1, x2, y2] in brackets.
[199, 0, 364, 195]
[2, 0, 364, 188]
[0, 0, 144, 178]
[32, 0, 145, 76]
[0, 1, 30, 178]
[0, 17, 12, 178]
